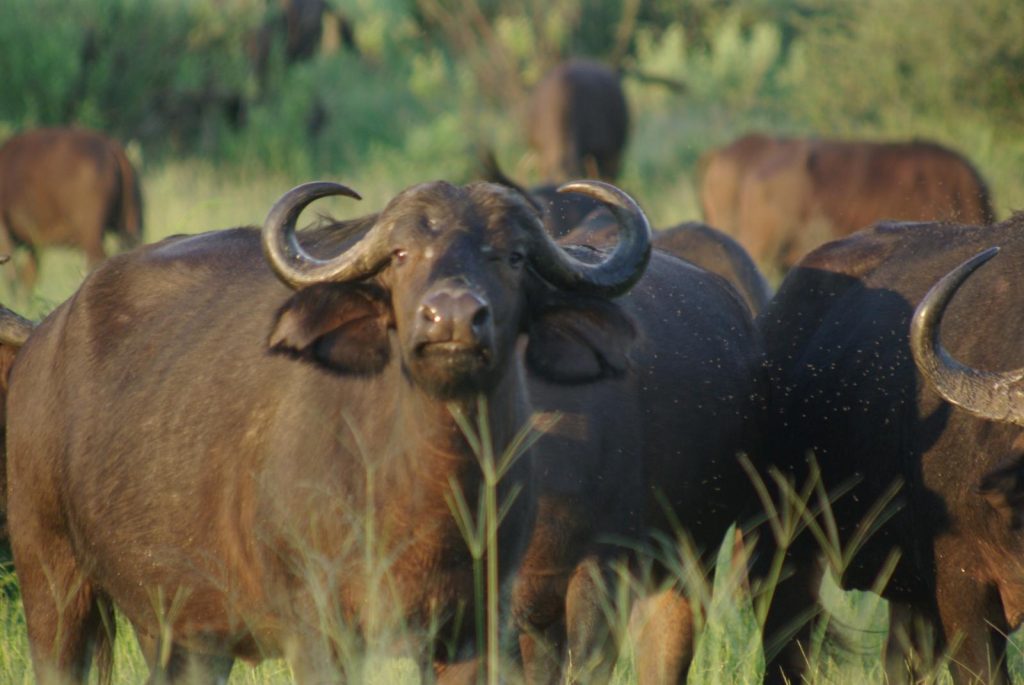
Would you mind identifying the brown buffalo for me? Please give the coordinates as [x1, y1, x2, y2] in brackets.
[0, 127, 143, 286]
[6, 179, 650, 683]
[757, 216, 1024, 684]
[527, 60, 629, 182]
[699, 135, 995, 277]
[697, 133, 783, 240]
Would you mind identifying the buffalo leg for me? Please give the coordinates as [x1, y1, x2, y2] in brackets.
[83, 241, 107, 271]
[13, 535, 106, 684]
[512, 546, 570, 685]
[0, 224, 23, 292]
[20, 245, 39, 292]
[517, 620, 565, 685]
[433, 658, 481, 684]
[563, 556, 622, 685]
[630, 587, 695, 685]
[147, 647, 234, 685]
[286, 632, 346, 685]
[934, 563, 1008, 685]
[137, 631, 234, 685]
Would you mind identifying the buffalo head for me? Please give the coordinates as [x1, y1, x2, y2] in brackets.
[262, 179, 651, 399]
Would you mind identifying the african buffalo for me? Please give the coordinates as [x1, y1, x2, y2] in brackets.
[6, 179, 651, 683]
[476, 156, 766, 683]
[0, 127, 143, 287]
[699, 135, 995, 277]
[514, 240, 764, 684]
[757, 216, 1024, 683]
[527, 59, 629, 182]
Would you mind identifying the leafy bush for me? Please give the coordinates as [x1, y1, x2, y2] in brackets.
[0, 0, 257, 153]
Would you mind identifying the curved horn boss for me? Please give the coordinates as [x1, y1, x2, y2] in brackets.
[910, 246, 1024, 424]
[525, 180, 652, 297]
[262, 181, 386, 288]
[264, 179, 652, 296]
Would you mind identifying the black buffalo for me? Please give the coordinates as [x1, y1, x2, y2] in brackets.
[757, 216, 1024, 683]
[0, 127, 143, 286]
[488, 189, 764, 682]
[526, 59, 629, 182]
[514, 240, 764, 684]
[475, 153, 767, 682]
[6, 179, 650, 683]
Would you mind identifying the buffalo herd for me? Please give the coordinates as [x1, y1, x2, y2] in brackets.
[0, 52, 1017, 685]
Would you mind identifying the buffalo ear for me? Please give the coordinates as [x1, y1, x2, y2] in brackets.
[269, 283, 392, 375]
[979, 454, 1024, 529]
[525, 292, 636, 384]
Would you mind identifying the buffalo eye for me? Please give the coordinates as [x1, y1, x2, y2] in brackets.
[393, 248, 408, 264]
[508, 251, 525, 268]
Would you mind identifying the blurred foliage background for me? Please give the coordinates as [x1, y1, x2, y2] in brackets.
[3, 0, 1022, 203]
[0, 0, 1022, 309]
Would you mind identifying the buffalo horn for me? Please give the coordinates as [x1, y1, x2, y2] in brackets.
[263, 181, 392, 289]
[0, 306, 34, 347]
[910, 246, 1024, 425]
[527, 180, 652, 297]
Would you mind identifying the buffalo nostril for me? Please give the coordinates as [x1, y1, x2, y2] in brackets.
[421, 304, 441, 323]
[471, 306, 491, 331]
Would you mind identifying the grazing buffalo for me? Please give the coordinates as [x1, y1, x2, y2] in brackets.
[699, 135, 995, 276]
[0, 127, 143, 286]
[527, 60, 629, 182]
[757, 215, 1024, 684]
[6, 179, 651, 684]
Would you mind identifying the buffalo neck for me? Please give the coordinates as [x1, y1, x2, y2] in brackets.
[388, 359, 532, 485]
